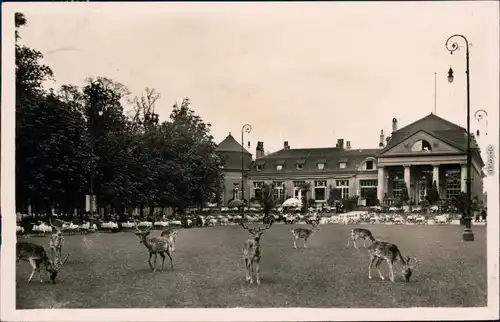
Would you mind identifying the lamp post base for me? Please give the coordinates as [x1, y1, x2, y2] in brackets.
[462, 227, 475, 242]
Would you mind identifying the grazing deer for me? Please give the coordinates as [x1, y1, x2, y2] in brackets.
[240, 220, 273, 285]
[135, 222, 173, 272]
[49, 218, 65, 265]
[160, 228, 178, 252]
[346, 228, 376, 251]
[291, 218, 320, 249]
[367, 240, 420, 282]
[16, 241, 70, 284]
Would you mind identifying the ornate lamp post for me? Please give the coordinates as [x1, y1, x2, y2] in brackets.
[241, 124, 252, 214]
[445, 34, 474, 241]
[88, 81, 105, 220]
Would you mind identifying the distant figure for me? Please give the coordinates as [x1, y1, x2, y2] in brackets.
[481, 209, 487, 222]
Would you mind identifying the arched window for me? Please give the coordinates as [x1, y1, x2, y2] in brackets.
[411, 139, 432, 152]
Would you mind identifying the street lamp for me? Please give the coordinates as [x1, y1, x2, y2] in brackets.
[445, 34, 474, 241]
[241, 124, 252, 214]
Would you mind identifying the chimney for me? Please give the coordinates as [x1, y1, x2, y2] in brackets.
[346, 141, 351, 150]
[284, 141, 290, 150]
[379, 130, 385, 148]
[392, 117, 398, 132]
[337, 138, 344, 149]
[256, 141, 264, 159]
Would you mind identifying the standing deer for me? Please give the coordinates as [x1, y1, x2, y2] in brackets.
[49, 218, 65, 265]
[240, 219, 273, 285]
[346, 228, 376, 251]
[160, 228, 178, 252]
[291, 217, 320, 249]
[16, 241, 70, 284]
[135, 222, 173, 272]
[367, 240, 420, 282]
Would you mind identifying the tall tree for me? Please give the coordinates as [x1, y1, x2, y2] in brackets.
[428, 181, 440, 205]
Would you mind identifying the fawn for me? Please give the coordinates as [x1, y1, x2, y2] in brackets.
[135, 222, 173, 272]
[347, 228, 376, 251]
[291, 217, 320, 249]
[49, 218, 65, 265]
[16, 241, 70, 284]
[240, 219, 273, 285]
[160, 228, 178, 252]
[367, 240, 419, 282]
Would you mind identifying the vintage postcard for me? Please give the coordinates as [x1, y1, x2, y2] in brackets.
[1, 1, 499, 321]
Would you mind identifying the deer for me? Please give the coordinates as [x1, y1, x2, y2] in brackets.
[16, 241, 70, 284]
[346, 228, 377, 251]
[367, 240, 420, 282]
[291, 217, 320, 249]
[135, 221, 173, 272]
[160, 228, 178, 252]
[240, 219, 274, 285]
[49, 218, 65, 265]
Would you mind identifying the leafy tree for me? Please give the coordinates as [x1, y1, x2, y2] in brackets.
[167, 98, 224, 214]
[453, 192, 470, 218]
[299, 182, 311, 214]
[258, 183, 277, 217]
[327, 186, 342, 207]
[364, 188, 377, 206]
[428, 181, 440, 205]
[399, 184, 410, 206]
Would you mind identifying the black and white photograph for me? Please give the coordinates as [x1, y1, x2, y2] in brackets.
[1, 1, 499, 321]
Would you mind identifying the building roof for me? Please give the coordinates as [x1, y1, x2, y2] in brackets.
[249, 147, 380, 174]
[382, 113, 468, 153]
[215, 133, 251, 155]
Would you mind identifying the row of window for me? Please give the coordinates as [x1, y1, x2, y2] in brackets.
[255, 160, 375, 172]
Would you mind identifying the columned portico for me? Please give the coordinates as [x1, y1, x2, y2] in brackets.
[377, 166, 385, 201]
[404, 165, 411, 189]
[432, 164, 440, 187]
[461, 164, 467, 192]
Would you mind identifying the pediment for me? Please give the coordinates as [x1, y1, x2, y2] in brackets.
[380, 130, 463, 156]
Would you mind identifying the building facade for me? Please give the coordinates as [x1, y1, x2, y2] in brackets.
[215, 114, 485, 207]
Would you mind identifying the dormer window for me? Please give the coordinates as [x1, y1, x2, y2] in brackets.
[276, 165, 283, 171]
[296, 159, 306, 170]
[366, 160, 374, 170]
[317, 163, 325, 170]
[256, 165, 263, 171]
[339, 162, 347, 169]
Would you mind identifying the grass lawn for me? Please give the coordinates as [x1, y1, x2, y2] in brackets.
[16, 224, 487, 309]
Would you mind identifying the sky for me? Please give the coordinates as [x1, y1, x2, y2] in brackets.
[11, 2, 499, 156]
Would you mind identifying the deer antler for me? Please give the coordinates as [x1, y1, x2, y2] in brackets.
[134, 220, 152, 233]
[56, 254, 70, 271]
[49, 218, 60, 231]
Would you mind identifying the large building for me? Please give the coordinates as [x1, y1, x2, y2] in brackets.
[215, 114, 485, 207]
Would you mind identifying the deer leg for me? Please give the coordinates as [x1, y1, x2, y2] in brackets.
[292, 235, 298, 249]
[363, 238, 367, 248]
[159, 252, 166, 271]
[368, 255, 376, 279]
[166, 250, 173, 269]
[353, 239, 359, 252]
[255, 259, 260, 285]
[375, 258, 385, 280]
[303, 237, 308, 249]
[38, 264, 44, 283]
[249, 261, 254, 284]
[244, 258, 251, 282]
[148, 252, 154, 271]
[346, 237, 352, 247]
[387, 261, 395, 282]
[152, 253, 158, 272]
[27, 259, 38, 283]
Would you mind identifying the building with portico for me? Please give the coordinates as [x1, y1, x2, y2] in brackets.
[215, 113, 485, 207]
